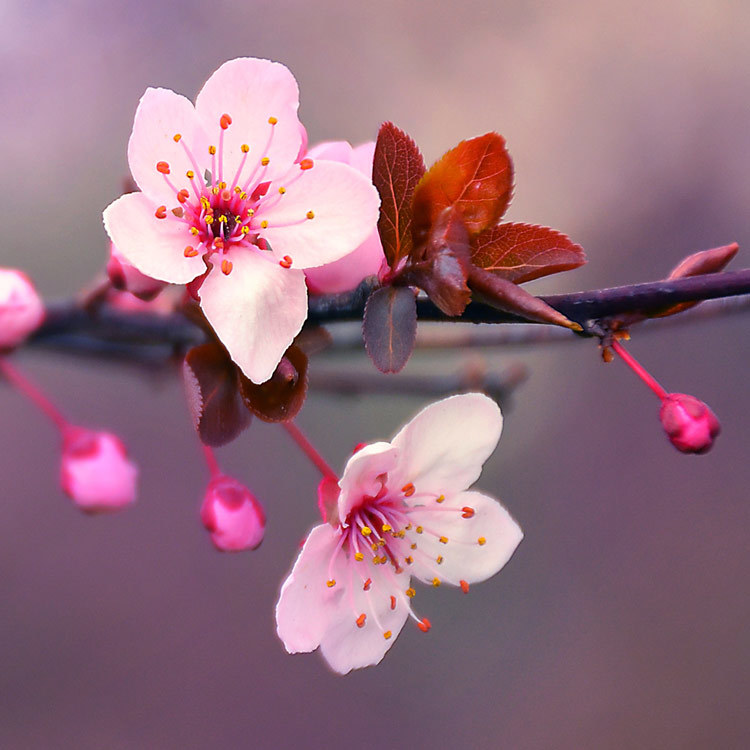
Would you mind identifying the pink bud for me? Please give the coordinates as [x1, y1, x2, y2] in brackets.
[200, 475, 265, 551]
[106, 243, 166, 301]
[0, 268, 44, 350]
[659, 393, 721, 454]
[60, 428, 138, 512]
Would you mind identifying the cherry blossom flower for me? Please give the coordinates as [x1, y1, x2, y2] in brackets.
[660, 393, 720, 454]
[103, 58, 380, 384]
[303, 141, 386, 294]
[200, 474, 265, 551]
[275, 393, 523, 674]
[60, 428, 138, 513]
[0, 268, 45, 350]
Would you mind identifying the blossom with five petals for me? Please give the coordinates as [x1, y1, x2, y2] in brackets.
[103, 58, 380, 383]
[275, 393, 523, 674]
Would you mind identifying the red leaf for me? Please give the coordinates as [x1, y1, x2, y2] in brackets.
[372, 122, 426, 269]
[468, 266, 581, 330]
[401, 208, 472, 316]
[362, 285, 417, 373]
[412, 133, 513, 243]
[239, 345, 309, 423]
[472, 222, 587, 283]
[183, 343, 251, 447]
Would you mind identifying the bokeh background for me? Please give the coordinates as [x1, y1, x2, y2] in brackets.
[2, 0, 749, 747]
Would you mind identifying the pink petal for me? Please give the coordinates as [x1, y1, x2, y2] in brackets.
[275, 524, 342, 653]
[407, 490, 522, 586]
[318, 557, 410, 674]
[349, 142, 377, 176]
[306, 140, 354, 163]
[337, 442, 399, 524]
[198, 247, 308, 384]
[258, 160, 380, 269]
[127, 87, 209, 206]
[390, 393, 503, 495]
[194, 58, 303, 185]
[103, 193, 206, 284]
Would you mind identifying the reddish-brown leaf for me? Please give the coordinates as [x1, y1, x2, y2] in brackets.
[372, 122, 426, 269]
[362, 285, 417, 373]
[412, 133, 513, 243]
[400, 208, 472, 316]
[183, 343, 251, 447]
[468, 266, 581, 330]
[239, 345, 308, 423]
[472, 222, 586, 283]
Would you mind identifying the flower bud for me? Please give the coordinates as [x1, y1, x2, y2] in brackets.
[106, 243, 166, 301]
[0, 268, 44, 350]
[60, 428, 139, 512]
[200, 475, 265, 551]
[659, 393, 720, 454]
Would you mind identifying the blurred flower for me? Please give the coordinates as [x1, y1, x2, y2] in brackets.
[60, 428, 138, 513]
[660, 393, 720, 454]
[106, 243, 167, 301]
[303, 141, 386, 294]
[276, 393, 523, 674]
[200, 474, 265, 551]
[0, 268, 44, 350]
[103, 57, 379, 384]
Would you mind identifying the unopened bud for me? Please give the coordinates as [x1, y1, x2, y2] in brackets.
[0, 268, 44, 350]
[106, 243, 166, 301]
[200, 475, 265, 551]
[659, 393, 720, 454]
[60, 428, 138, 512]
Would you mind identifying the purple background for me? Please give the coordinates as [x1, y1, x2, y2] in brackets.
[2, 1, 749, 747]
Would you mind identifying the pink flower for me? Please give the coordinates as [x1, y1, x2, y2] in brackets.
[660, 393, 721, 454]
[0, 268, 44, 350]
[275, 393, 523, 674]
[60, 428, 138, 513]
[106, 243, 167, 301]
[303, 141, 386, 294]
[200, 475, 265, 551]
[103, 58, 380, 384]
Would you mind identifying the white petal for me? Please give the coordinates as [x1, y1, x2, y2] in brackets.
[390, 393, 503, 495]
[103, 193, 206, 284]
[194, 58, 303, 185]
[337, 442, 399, 524]
[319, 557, 410, 674]
[258, 161, 380, 269]
[198, 248, 308, 384]
[407, 490, 522, 586]
[127, 87, 209, 206]
[275, 524, 342, 653]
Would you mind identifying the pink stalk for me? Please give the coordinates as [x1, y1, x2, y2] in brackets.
[610, 339, 668, 401]
[202, 443, 222, 479]
[283, 421, 338, 480]
[0, 357, 69, 431]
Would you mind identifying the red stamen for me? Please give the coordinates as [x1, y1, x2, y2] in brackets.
[460, 580, 470, 594]
[177, 189, 190, 203]
[461, 506, 475, 518]
[390, 595, 396, 610]
[279, 256, 293, 269]
[154, 205, 167, 219]
[156, 161, 170, 174]
[356, 613, 366, 628]
[220, 113, 232, 130]
[417, 618, 431, 633]
[184, 246, 198, 258]
[363, 578, 372, 591]
[221, 259, 233, 275]
[402, 483, 415, 497]
[299, 158, 314, 170]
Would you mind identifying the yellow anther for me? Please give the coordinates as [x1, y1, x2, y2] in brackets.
[234, 185, 242, 193]
[172, 133, 182, 143]
[241, 226, 250, 235]
[354, 552, 364, 561]
[190, 227, 199, 235]
[209, 145, 217, 155]
[381, 524, 392, 532]
[383, 631, 392, 640]
[405, 556, 413, 565]
[306, 210, 315, 219]
[186, 170, 195, 179]
[406, 588, 416, 598]
[246, 208, 254, 216]
[212, 187, 219, 195]
[436, 495, 445, 503]
[241, 143, 250, 153]
[240, 192, 247, 200]
[410, 543, 417, 550]
[396, 530, 406, 538]
[268, 116, 278, 125]
[261, 157, 270, 166]
[260, 220, 268, 229]
[218, 214, 228, 223]
[235, 215, 242, 222]
[436, 555, 444, 564]
[218, 181, 226, 189]
[371, 543, 379, 552]
[432, 577, 441, 587]
[416, 526, 423, 534]
[361, 526, 372, 536]
[326, 579, 336, 588]
[478, 537, 487, 546]
[204, 215, 214, 224]
[278, 186, 286, 194]
[405, 524, 412, 530]
[439, 536, 448, 544]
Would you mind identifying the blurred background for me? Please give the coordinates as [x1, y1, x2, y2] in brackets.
[1, 0, 749, 747]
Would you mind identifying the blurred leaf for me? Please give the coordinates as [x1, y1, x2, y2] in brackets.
[472, 222, 586, 283]
[372, 122, 426, 269]
[362, 285, 417, 373]
[183, 343, 251, 447]
[412, 133, 513, 243]
[239, 345, 308, 423]
[468, 266, 581, 330]
[401, 208, 472, 316]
